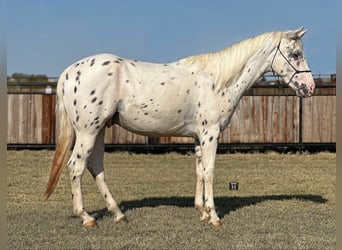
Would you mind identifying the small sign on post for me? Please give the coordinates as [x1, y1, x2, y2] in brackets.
[229, 181, 239, 190]
[45, 85, 52, 94]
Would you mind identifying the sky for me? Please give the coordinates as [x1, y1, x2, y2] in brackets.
[7, 0, 336, 77]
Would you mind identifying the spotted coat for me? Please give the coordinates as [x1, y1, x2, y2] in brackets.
[46, 27, 315, 227]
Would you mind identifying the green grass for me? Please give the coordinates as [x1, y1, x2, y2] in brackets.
[7, 150, 335, 249]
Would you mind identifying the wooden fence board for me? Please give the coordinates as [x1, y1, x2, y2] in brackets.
[42, 95, 54, 144]
[302, 96, 336, 142]
[18, 95, 29, 143]
[7, 95, 18, 143]
[7, 93, 335, 145]
[29, 94, 42, 143]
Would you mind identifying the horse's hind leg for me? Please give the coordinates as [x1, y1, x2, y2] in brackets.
[87, 128, 126, 223]
[67, 132, 98, 227]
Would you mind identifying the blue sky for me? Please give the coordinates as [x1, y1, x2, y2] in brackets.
[7, 0, 336, 77]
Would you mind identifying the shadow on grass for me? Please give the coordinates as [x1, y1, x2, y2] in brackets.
[90, 194, 327, 221]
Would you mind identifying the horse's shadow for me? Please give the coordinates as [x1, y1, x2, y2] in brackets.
[90, 194, 327, 221]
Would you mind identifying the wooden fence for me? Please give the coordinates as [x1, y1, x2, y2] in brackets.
[7, 75, 336, 148]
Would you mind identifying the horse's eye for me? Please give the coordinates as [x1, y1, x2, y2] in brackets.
[291, 52, 302, 60]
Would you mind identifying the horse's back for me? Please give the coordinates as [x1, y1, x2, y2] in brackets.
[57, 53, 210, 137]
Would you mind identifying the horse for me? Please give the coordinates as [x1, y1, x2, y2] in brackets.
[45, 27, 315, 227]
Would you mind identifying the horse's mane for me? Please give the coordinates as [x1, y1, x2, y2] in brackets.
[178, 31, 284, 91]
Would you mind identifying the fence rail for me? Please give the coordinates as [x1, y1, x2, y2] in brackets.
[7, 74, 336, 151]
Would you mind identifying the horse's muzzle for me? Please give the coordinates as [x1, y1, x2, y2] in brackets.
[290, 81, 315, 98]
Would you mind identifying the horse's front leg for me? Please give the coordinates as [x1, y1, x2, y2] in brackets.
[199, 127, 221, 226]
[194, 140, 210, 222]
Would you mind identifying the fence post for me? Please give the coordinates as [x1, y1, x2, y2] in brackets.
[42, 95, 54, 144]
[298, 97, 303, 150]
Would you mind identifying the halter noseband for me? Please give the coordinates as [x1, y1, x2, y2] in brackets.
[271, 41, 311, 85]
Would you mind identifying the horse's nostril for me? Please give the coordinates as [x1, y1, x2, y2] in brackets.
[301, 84, 309, 96]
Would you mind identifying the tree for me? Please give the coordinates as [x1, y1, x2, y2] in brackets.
[9, 73, 49, 83]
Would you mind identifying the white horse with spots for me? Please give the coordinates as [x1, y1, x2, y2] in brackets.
[46, 27, 315, 227]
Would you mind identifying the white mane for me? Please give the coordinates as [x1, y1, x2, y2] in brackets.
[177, 31, 284, 91]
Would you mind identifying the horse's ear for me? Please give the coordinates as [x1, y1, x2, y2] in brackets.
[294, 26, 307, 38]
[286, 26, 307, 40]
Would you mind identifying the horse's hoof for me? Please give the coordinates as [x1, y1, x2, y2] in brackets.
[114, 215, 127, 223]
[83, 219, 97, 228]
[200, 216, 210, 223]
[210, 220, 222, 227]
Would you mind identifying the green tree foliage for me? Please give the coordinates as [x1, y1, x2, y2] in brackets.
[8, 73, 48, 83]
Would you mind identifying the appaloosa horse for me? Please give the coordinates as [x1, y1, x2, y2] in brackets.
[46, 27, 315, 227]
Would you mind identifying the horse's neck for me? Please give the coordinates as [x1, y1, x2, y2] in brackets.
[180, 32, 281, 92]
[214, 46, 274, 131]
[223, 46, 273, 96]
[218, 36, 278, 92]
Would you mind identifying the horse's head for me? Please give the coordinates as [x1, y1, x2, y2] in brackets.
[271, 27, 315, 98]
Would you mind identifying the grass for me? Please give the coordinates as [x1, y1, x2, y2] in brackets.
[7, 150, 335, 249]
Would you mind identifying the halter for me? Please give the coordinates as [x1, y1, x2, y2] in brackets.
[271, 41, 311, 85]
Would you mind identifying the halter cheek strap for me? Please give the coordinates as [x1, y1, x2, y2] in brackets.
[271, 42, 311, 85]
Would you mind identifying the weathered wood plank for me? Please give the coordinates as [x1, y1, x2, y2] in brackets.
[7, 94, 336, 145]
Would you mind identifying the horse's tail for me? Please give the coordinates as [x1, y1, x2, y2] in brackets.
[45, 81, 74, 200]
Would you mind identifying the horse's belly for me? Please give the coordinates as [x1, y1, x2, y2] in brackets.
[114, 70, 199, 137]
[117, 109, 197, 137]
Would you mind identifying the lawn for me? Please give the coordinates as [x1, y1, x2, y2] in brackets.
[7, 150, 335, 249]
